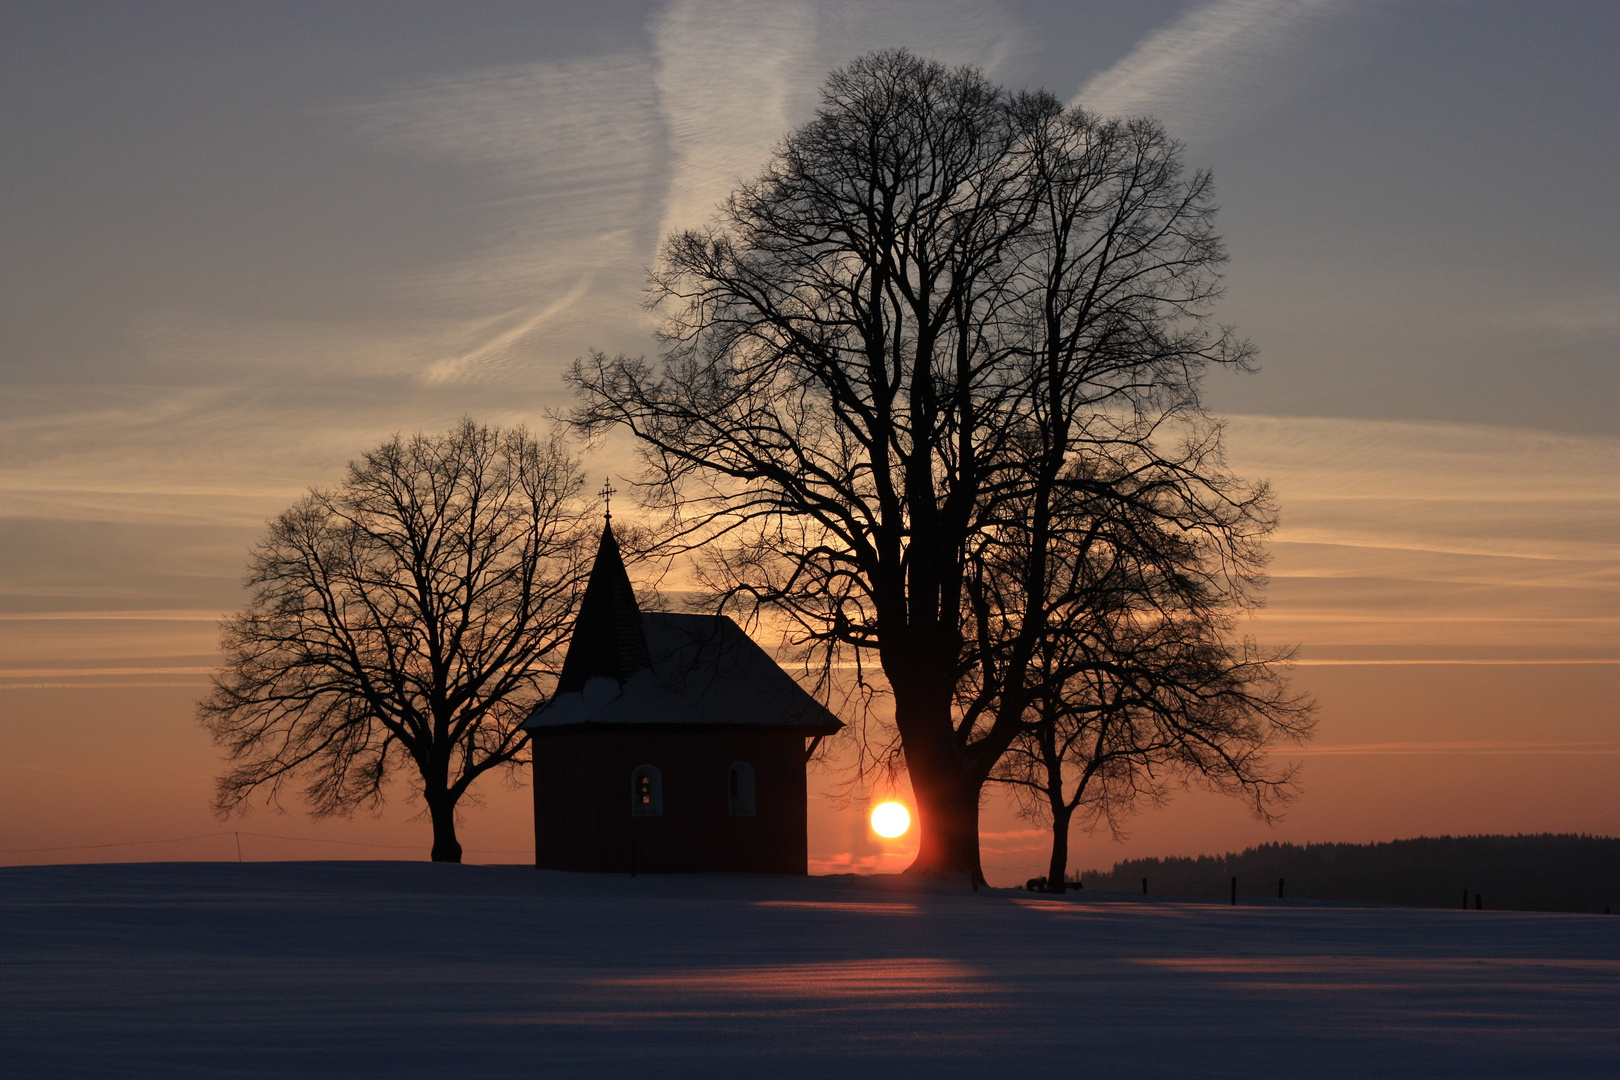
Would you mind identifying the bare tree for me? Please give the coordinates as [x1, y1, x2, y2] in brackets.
[1004, 629, 1312, 891]
[958, 444, 1314, 887]
[988, 510, 1314, 888]
[571, 51, 1299, 882]
[199, 419, 588, 862]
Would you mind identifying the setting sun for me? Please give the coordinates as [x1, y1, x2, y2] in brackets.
[870, 801, 911, 838]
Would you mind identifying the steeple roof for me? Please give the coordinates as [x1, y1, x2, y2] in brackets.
[555, 522, 651, 693]
[527, 520, 841, 736]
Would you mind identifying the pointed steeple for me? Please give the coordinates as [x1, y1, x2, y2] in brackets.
[556, 520, 651, 693]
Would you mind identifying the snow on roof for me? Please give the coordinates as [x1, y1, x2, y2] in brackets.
[524, 612, 843, 734]
[528, 521, 841, 735]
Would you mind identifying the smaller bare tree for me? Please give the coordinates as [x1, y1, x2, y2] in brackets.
[998, 621, 1313, 890]
[986, 455, 1315, 888]
[199, 419, 588, 862]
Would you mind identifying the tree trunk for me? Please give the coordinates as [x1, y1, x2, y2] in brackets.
[428, 795, 463, 863]
[894, 679, 986, 884]
[1046, 804, 1072, 891]
[906, 766, 985, 885]
[1042, 723, 1071, 891]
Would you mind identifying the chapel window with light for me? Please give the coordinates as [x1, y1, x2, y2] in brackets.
[728, 762, 755, 817]
[631, 765, 662, 816]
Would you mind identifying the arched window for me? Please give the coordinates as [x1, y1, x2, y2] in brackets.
[631, 765, 662, 816]
[728, 762, 755, 817]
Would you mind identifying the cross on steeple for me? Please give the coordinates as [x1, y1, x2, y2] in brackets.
[599, 478, 617, 521]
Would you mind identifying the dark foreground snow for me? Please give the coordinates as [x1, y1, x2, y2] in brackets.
[2, 862, 1616, 1078]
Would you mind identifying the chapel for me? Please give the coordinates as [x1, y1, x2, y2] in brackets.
[523, 520, 842, 874]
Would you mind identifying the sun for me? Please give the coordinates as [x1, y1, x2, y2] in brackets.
[870, 801, 911, 838]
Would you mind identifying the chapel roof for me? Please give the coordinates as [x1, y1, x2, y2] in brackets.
[525, 523, 842, 736]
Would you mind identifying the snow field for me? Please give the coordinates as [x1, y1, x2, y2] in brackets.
[1, 861, 1616, 1078]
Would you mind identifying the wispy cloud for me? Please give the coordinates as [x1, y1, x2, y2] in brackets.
[0, 611, 221, 622]
[650, 0, 1031, 241]
[651, 1, 821, 240]
[0, 667, 214, 678]
[1074, 0, 1359, 139]
[347, 54, 666, 385]
[1289, 658, 1619, 666]
[0, 384, 404, 520]
[1222, 416, 1620, 652]
[1274, 741, 1620, 756]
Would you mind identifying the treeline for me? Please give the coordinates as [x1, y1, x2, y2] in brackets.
[1079, 834, 1619, 913]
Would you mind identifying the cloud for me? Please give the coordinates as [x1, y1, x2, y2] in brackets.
[1074, 0, 1358, 139]
[1, 667, 214, 678]
[0, 611, 221, 622]
[1274, 741, 1620, 756]
[0, 384, 396, 518]
[650, 0, 1031, 241]
[1222, 416, 1620, 651]
[346, 54, 666, 385]
[1289, 659, 1618, 666]
[323, 1, 1035, 387]
[980, 828, 1049, 841]
[115, 53, 667, 394]
[651, 1, 821, 240]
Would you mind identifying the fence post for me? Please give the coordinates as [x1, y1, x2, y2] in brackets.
[1142, 877, 1148, 896]
[1278, 877, 1284, 900]
[1230, 876, 1237, 906]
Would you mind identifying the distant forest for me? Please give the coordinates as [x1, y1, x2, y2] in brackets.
[1079, 834, 1618, 913]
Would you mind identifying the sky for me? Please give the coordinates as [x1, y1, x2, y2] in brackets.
[2, 0, 1616, 880]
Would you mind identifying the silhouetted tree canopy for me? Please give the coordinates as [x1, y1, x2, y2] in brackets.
[572, 50, 1309, 881]
[199, 419, 588, 862]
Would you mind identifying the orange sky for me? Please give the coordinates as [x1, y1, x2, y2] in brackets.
[5, 420, 1616, 878]
[3, 659, 1615, 882]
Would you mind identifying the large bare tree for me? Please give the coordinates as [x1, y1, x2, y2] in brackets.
[572, 51, 1302, 881]
[199, 419, 587, 862]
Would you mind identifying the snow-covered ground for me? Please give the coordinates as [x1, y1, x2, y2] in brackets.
[2, 862, 1616, 1078]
